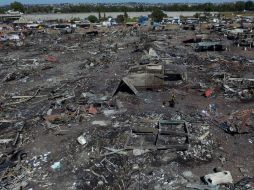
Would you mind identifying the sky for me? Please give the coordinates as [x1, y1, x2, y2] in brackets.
[0, 0, 239, 6]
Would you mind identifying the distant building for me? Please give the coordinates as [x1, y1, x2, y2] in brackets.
[5, 10, 23, 15]
[0, 14, 21, 23]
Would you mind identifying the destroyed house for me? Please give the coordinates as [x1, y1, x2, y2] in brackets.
[0, 14, 21, 23]
[238, 32, 254, 39]
[236, 38, 254, 47]
[50, 24, 73, 29]
[183, 34, 208, 43]
[126, 64, 166, 90]
[235, 32, 254, 47]
[113, 64, 187, 95]
[212, 24, 225, 32]
[129, 64, 187, 83]
[224, 78, 254, 101]
[182, 24, 195, 30]
[195, 41, 225, 52]
[226, 29, 244, 40]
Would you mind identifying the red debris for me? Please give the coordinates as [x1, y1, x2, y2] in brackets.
[45, 56, 57, 62]
[87, 105, 98, 115]
[204, 88, 214, 97]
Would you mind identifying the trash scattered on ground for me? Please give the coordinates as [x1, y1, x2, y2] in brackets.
[202, 171, 233, 186]
[1, 12, 254, 189]
[51, 161, 61, 171]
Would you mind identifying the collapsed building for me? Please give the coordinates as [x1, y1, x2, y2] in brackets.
[183, 34, 208, 43]
[195, 41, 226, 52]
[114, 63, 187, 95]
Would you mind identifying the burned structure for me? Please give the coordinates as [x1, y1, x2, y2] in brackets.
[114, 63, 187, 95]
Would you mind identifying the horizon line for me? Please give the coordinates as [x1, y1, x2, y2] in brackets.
[0, 0, 241, 6]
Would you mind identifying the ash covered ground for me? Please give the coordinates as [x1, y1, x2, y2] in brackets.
[0, 26, 254, 190]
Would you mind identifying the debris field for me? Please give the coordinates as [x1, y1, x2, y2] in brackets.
[0, 26, 254, 190]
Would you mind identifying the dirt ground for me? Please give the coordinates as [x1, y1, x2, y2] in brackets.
[0, 26, 254, 190]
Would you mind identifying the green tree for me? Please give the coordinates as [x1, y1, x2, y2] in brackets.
[0, 8, 5, 14]
[235, 1, 245, 11]
[98, 11, 101, 21]
[116, 14, 125, 23]
[193, 13, 200, 18]
[10, 1, 25, 13]
[245, 1, 254, 11]
[97, 6, 103, 21]
[123, 8, 128, 22]
[87, 15, 98, 23]
[150, 8, 166, 22]
[203, 3, 214, 12]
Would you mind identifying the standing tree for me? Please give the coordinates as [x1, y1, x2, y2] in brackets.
[116, 14, 125, 24]
[150, 8, 166, 22]
[10, 1, 25, 13]
[0, 8, 5, 14]
[97, 6, 102, 21]
[234, 1, 245, 11]
[87, 15, 98, 23]
[245, 1, 254, 11]
[98, 11, 101, 21]
[124, 9, 128, 22]
[103, 12, 106, 21]
[203, 3, 214, 12]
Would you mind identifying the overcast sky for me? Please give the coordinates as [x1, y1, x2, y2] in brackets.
[0, 0, 239, 6]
